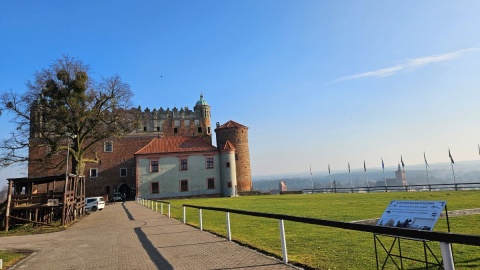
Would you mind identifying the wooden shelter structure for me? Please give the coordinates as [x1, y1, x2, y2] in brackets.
[1, 174, 85, 231]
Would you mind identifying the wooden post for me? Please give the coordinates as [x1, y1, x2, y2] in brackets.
[226, 212, 231, 241]
[4, 180, 13, 231]
[279, 219, 288, 263]
[440, 242, 455, 270]
[61, 175, 69, 226]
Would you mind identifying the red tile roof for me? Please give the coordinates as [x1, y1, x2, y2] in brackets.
[135, 136, 218, 155]
[221, 140, 236, 151]
[216, 120, 247, 129]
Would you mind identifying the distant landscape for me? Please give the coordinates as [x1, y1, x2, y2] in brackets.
[252, 160, 480, 192]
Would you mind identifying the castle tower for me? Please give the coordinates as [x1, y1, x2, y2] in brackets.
[194, 94, 212, 143]
[215, 120, 252, 191]
[219, 140, 237, 197]
[395, 163, 407, 186]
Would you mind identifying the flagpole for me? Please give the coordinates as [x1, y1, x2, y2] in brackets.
[401, 155, 406, 186]
[348, 163, 352, 190]
[364, 160, 369, 191]
[449, 148, 456, 186]
[424, 151, 430, 190]
[382, 158, 386, 189]
[451, 162, 456, 185]
[328, 164, 332, 192]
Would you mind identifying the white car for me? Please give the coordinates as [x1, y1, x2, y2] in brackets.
[85, 197, 105, 212]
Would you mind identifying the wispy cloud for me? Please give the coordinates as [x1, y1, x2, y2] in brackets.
[334, 47, 480, 82]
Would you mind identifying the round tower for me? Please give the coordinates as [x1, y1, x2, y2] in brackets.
[194, 94, 212, 143]
[215, 120, 252, 191]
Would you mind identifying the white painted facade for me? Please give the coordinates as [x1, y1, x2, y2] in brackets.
[137, 150, 236, 199]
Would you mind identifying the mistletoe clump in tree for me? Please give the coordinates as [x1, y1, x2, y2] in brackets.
[0, 55, 138, 175]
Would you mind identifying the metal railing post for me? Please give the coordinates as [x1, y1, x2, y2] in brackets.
[168, 204, 171, 218]
[161, 203, 164, 214]
[226, 212, 231, 241]
[155, 202, 158, 212]
[183, 206, 186, 224]
[199, 209, 203, 231]
[440, 242, 455, 270]
[279, 219, 288, 263]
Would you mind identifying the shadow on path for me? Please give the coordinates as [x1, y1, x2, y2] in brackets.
[134, 227, 174, 270]
[122, 203, 135, 221]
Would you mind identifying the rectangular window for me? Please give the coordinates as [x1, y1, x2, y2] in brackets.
[198, 127, 203, 133]
[206, 157, 214, 169]
[150, 160, 159, 172]
[104, 141, 113, 152]
[151, 182, 159, 194]
[195, 120, 200, 126]
[180, 180, 188, 192]
[184, 120, 190, 126]
[226, 162, 230, 168]
[207, 178, 215, 189]
[156, 127, 160, 131]
[228, 182, 232, 188]
[207, 127, 211, 134]
[174, 120, 180, 127]
[120, 168, 127, 177]
[144, 127, 147, 131]
[174, 127, 178, 133]
[180, 159, 188, 170]
[90, 168, 98, 178]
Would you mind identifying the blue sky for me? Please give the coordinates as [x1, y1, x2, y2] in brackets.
[1, 1, 480, 182]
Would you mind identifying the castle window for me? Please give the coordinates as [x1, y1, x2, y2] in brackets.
[185, 120, 190, 126]
[198, 127, 202, 133]
[227, 182, 232, 188]
[150, 161, 159, 172]
[174, 128, 178, 133]
[104, 141, 113, 152]
[120, 168, 127, 177]
[90, 168, 98, 178]
[206, 157, 214, 169]
[156, 127, 160, 131]
[180, 159, 188, 170]
[174, 120, 180, 127]
[226, 162, 230, 168]
[235, 154, 239, 160]
[151, 182, 159, 194]
[207, 127, 211, 134]
[144, 127, 147, 131]
[207, 178, 215, 189]
[180, 180, 188, 192]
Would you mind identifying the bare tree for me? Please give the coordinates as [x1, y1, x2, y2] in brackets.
[0, 185, 7, 203]
[0, 55, 138, 175]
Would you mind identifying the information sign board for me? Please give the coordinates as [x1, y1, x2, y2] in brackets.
[47, 199, 59, 206]
[377, 200, 446, 231]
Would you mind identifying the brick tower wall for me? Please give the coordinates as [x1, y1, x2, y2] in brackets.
[215, 126, 251, 191]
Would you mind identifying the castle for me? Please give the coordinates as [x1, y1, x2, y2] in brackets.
[375, 164, 407, 187]
[28, 94, 252, 199]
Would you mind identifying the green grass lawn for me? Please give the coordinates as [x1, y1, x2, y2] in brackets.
[150, 191, 480, 269]
[0, 250, 29, 269]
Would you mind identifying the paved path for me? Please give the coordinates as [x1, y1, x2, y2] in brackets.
[0, 201, 296, 270]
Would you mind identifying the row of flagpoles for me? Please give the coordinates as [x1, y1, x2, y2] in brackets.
[308, 147, 475, 189]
